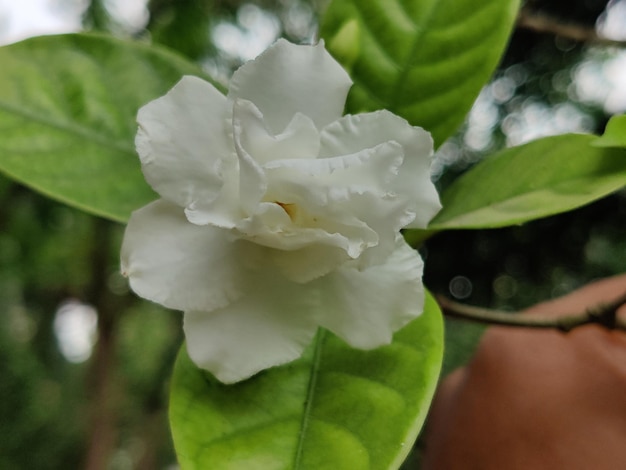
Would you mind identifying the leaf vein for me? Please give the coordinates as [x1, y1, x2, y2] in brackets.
[293, 329, 325, 469]
[0, 101, 134, 154]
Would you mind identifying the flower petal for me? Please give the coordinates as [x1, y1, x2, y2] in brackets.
[183, 152, 240, 228]
[233, 99, 320, 165]
[269, 244, 351, 283]
[245, 146, 402, 258]
[235, 202, 371, 260]
[320, 111, 442, 228]
[313, 237, 425, 349]
[263, 143, 414, 267]
[136, 76, 232, 210]
[264, 141, 404, 192]
[121, 199, 244, 312]
[233, 120, 267, 216]
[183, 273, 319, 383]
[229, 39, 352, 134]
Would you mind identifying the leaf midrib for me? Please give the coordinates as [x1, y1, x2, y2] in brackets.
[0, 99, 135, 155]
[389, 0, 441, 108]
[349, 0, 502, 110]
[432, 175, 626, 229]
[293, 329, 326, 469]
[347, 0, 439, 110]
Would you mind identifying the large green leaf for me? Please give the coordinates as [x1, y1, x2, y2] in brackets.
[320, 0, 520, 146]
[169, 292, 443, 470]
[593, 114, 626, 148]
[428, 134, 626, 230]
[0, 33, 210, 223]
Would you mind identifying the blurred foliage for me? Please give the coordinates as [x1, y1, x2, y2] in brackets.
[148, 0, 215, 60]
[0, 174, 182, 468]
[0, 0, 624, 468]
[422, 0, 624, 373]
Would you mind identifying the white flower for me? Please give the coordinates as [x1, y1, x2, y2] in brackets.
[121, 39, 441, 384]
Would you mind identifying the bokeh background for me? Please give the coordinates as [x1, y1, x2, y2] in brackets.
[0, 0, 624, 468]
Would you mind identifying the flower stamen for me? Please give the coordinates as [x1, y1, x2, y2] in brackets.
[276, 201, 298, 221]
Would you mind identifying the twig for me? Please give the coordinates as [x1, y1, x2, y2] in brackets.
[517, 6, 626, 48]
[437, 291, 626, 332]
[84, 218, 118, 470]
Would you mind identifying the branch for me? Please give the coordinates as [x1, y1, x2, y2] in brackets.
[84, 219, 119, 470]
[517, 6, 626, 48]
[437, 291, 626, 332]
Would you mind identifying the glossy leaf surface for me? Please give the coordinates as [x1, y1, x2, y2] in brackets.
[169, 292, 443, 470]
[429, 134, 626, 230]
[0, 34, 209, 222]
[594, 114, 626, 148]
[320, 0, 520, 145]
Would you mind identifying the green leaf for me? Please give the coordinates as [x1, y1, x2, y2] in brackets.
[0, 33, 212, 223]
[169, 292, 443, 470]
[320, 0, 520, 146]
[429, 134, 626, 230]
[593, 114, 626, 148]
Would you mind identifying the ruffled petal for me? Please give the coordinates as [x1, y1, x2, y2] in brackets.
[229, 39, 352, 134]
[263, 143, 414, 267]
[233, 114, 267, 215]
[320, 111, 442, 228]
[313, 236, 425, 349]
[340, 190, 415, 269]
[264, 141, 404, 192]
[236, 146, 402, 270]
[235, 202, 371, 258]
[233, 99, 320, 165]
[136, 76, 233, 210]
[183, 272, 319, 383]
[183, 152, 240, 228]
[121, 200, 244, 312]
[269, 244, 351, 283]
[235, 218, 355, 283]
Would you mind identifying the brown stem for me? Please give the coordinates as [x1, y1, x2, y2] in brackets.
[135, 322, 183, 469]
[437, 291, 626, 332]
[84, 218, 118, 470]
[517, 6, 626, 48]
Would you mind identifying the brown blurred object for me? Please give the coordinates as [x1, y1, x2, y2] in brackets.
[423, 275, 626, 470]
